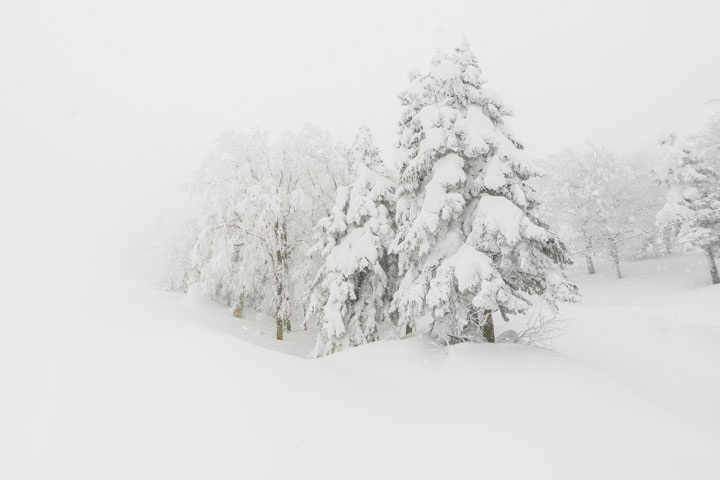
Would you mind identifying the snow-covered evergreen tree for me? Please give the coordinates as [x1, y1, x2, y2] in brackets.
[306, 127, 397, 356]
[657, 118, 720, 284]
[391, 41, 576, 344]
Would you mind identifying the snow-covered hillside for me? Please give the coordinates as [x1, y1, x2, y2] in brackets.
[4, 3, 720, 479]
[558, 253, 720, 432]
[1, 252, 718, 479]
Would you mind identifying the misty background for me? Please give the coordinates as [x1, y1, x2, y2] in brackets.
[1, 0, 719, 282]
[2, 3, 720, 478]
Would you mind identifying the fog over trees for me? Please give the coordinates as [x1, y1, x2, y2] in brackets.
[4, 2, 720, 478]
[155, 41, 720, 356]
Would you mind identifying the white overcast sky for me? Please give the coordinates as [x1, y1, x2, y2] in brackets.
[1, 0, 719, 270]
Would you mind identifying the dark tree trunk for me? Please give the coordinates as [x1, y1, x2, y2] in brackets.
[273, 219, 291, 340]
[274, 275, 288, 340]
[705, 246, 720, 285]
[585, 238, 596, 275]
[585, 253, 596, 275]
[481, 311, 495, 343]
[583, 235, 596, 275]
[275, 276, 284, 340]
[609, 237, 622, 279]
[275, 310, 283, 340]
[232, 296, 243, 318]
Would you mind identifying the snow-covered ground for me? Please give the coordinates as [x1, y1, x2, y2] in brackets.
[559, 253, 720, 433]
[1, 252, 719, 479]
